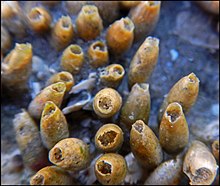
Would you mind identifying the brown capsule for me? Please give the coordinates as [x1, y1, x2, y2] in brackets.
[51, 16, 74, 51]
[128, 36, 159, 88]
[49, 138, 90, 171]
[197, 1, 219, 15]
[159, 102, 189, 154]
[120, 1, 141, 10]
[30, 166, 73, 185]
[76, 5, 103, 41]
[1, 25, 11, 54]
[1, 43, 32, 90]
[65, 1, 87, 15]
[95, 124, 124, 153]
[106, 17, 134, 56]
[144, 157, 183, 185]
[46, 71, 74, 93]
[93, 88, 122, 118]
[120, 83, 151, 130]
[100, 64, 125, 88]
[212, 140, 219, 163]
[88, 41, 109, 68]
[1, 1, 26, 38]
[13, 109, 49, 171]
[130, 120, 163, 170]
[27, 6, 52, 33]
[28, 82, 66, 119]
[89, 1, 120, 26]
[40, 101, 69, 149]
[95, 153, 127, 185]
[129, 1, 161, 42]
[61, 44, 84, 75]
[183, 140, 218, 185]
[158, 72, 200, 123]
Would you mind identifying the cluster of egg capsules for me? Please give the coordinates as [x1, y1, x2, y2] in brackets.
[1, 1, 219, 185]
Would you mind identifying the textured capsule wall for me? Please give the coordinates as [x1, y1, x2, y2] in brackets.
[1, 1, 219, 185]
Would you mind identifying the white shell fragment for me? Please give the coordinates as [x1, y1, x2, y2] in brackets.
[69, 72, 96, 94]
[62, 92, 92, 114]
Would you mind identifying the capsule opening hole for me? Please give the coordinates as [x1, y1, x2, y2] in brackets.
[93, 42, 105, 52]
[43, 104, 56, 117]
[98, 97, 112, 110]
[166, 109, 180, 123]
[83, 6, 96, 14]
[192, 168, 212, 183]
[149, 1, 160, 6]
[213, 141, 219, 150]
[97, 161, 112, 174]
[70, 46, 82, 55]
[32, 174, 45, 185]
[123, 18, 133, 31]
[134, 122, 143, 133]
[53, 147, 64, 162]
[188, 73, 196, 83]
[29, 8, 42, 21]
[138, 83, 149, 90]
[113, 66, 123, 75]
[61, 18, 70, 28]
[60, 73, 71, 82]
[98, 130, 117, 146]
[52, 83, 65, 92]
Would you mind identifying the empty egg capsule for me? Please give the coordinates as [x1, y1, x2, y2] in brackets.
[128, 36, 159, 88]
[120, 1, 141, 10]
[30, 166, 73, 185]
[1, 25, 11, 54]
[88, 41, 109, 68]
[130, 120, 163, 170]
[144, 157, 183, 185]
[159, 102, 189, 154]
[100, 64, 125, 88]
[40, 101, 69, 149]
[94, 153, 127, 185]
[76, 5, 103, 41]
[212, 140, 219, 163]
[51, 16, 74, 51]
[95, 124, 124, 153]
[1, 1, 26, 38]
[61, 44, 84, 75]
[120, 83, 150, 130]
[88, 1, 120, 26]
[106, 17, 134, 56]
[13, 109, 49, 171]
[183, 140, 218, 185]
[28, 82, 66, 119]
[129, 1, 161, 42]
[1, 43, 32, 90]
[158, 72, 200, 123]
[46, 71, 74, 93]
[49, 138, 90, 171]
[27, 6, 52, 33]
[93, 88, 122, 118]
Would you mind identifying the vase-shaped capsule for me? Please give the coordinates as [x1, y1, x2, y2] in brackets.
[120, 83, 150, 130]
[76, 5, 103, 41]
[128, 36, 159, 88]
[159, 102, 189, 154]
[40, 101, 69, 149]
[130, 120, 163, 170]
[183, 140, 218, 185]
[28, 82, 66, 119]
